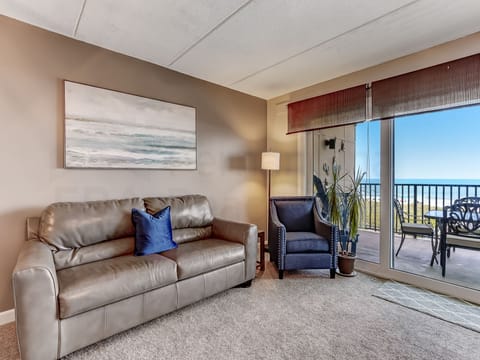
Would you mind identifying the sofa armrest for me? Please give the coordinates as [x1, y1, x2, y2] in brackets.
[212, 218, 258, 281]
[13, 240, 59, 360]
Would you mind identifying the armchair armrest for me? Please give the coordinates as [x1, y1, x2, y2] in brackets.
[13, 240, 59, 360]
[212, 218, 258, 281]
[314, 206, 338, 268]
[269, 203, 286, 269]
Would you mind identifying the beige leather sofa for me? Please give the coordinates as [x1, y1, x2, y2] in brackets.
[13, 195, 257, 360]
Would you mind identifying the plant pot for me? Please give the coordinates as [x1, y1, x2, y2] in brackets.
[337, 253, 357, 277]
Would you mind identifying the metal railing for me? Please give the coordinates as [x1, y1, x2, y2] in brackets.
[360, 182, 480, 232]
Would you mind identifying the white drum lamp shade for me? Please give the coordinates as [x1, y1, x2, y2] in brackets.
[261, 152, 280, 171]
[262, 151, 280, 251]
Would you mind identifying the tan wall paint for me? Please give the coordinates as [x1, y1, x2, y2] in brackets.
[0, 16, 267, 312]
[267, 31, 480, 196]
[266, 101, 303, 196]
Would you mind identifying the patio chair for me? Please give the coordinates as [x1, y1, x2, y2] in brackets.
[393, 199, 434, 256]
[447, 197, 480, 257]
[440, 202, 480, 277]
[454, 197, 480, 205]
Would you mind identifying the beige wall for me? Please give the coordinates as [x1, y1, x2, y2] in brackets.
[266, 101, 304, 196]
[268, 31, 480, 196]
[0, 16, 267, 312]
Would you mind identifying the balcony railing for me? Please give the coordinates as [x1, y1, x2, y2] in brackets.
[360, 182, 480, 232]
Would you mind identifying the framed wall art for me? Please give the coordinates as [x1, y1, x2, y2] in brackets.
[64, 81, 197, 169]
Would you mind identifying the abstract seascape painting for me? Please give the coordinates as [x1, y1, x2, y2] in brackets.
[64, 81, 196, 169]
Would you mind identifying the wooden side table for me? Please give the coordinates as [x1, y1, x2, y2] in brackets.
[257, 230, 265, 271]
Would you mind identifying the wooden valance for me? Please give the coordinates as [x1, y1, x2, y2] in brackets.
[287, 85, 366, 134]
[372, 53, 480, 119]
[287, 53, 480, 134]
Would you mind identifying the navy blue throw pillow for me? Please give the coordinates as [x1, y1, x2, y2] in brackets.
[132, 207, 177, 256]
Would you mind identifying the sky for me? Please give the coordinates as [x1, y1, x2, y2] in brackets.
[65, 81, 195, 132]
[355, 104, 480, 181]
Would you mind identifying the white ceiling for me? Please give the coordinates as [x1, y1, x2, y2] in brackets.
[1, 0, 480, 99]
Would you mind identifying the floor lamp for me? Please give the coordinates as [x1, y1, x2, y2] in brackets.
[262, 152, 280, 252]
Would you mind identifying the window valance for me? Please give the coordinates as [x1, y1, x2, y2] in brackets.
[287, 85, 366, 134]
[287, 53, 480, 133]
[372, 53, 480, 119]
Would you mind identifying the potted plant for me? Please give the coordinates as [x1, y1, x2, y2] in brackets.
[325, 163, 365, 276]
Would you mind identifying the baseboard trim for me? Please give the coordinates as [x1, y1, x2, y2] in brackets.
[0, 309, 15, 325]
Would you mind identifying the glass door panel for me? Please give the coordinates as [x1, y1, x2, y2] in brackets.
[392, 105, 480, 291]
[355, 120, 381, 263]
[312, 120, 380, 263]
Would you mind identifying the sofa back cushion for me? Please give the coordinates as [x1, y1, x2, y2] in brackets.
[53, 237, 135, 270]
[143, 194, 213, 244]
[38, 198, 143, 269]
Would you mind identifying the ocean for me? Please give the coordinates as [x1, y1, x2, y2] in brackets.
[363, 178, 480, 185]
[65, 118, 196, 169]
[361, 178, 480, 205]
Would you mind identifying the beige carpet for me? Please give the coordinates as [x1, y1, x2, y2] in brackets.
[1, 269, 479, 360]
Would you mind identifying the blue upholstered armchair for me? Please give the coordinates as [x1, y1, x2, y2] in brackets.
[269, 196, 338, 279]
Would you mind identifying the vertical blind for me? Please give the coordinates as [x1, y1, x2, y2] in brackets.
[287, 53, 480, 133]
[287, 85, 366, 134]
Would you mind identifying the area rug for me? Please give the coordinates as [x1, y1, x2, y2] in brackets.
[373, 281, 480, 333]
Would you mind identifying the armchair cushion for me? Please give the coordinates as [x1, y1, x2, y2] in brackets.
[402, 222, 433, 235]
[275, 200, 314, 232]
[446, 234, 480, 248]
[286, 232, 330, 253]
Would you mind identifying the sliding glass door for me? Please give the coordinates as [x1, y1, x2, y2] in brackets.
[312, 120, 381, 263]
[302, 54, 480, 302]
[310, 106, 480, 293]
[391, 105, 480, 291]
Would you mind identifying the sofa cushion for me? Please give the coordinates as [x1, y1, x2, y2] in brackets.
[143, 195, 213, 244]
[39, 198, 144, 251]
[286, 232, 330, 253]
[132, 207, 177, 256]
[274, 200, 315, 232]
[57, 254, 177, 319]
[162, 239, 245, 280]
[172, 227, 212, 244]
[54, 237, 135, 271]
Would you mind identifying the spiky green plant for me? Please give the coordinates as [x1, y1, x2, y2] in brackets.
[325, 163, 366, 255]
[347, 169, 366, 242]
[326, 162, 346, 231]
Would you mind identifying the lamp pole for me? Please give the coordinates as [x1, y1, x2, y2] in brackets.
[261, 152, 280, 252]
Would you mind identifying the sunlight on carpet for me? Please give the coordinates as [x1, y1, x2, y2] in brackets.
[373, 281, 480, 333]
